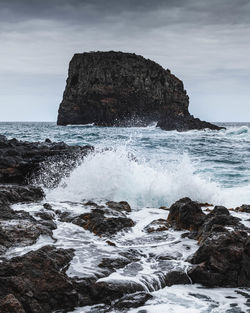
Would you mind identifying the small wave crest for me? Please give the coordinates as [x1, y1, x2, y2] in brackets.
[46, 147, 250, 208]
[225, 125, 249, 136]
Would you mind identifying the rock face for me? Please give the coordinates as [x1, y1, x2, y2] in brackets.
[57, 51, 222, 131]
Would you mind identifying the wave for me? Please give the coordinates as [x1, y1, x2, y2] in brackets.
[46, 147, 250, 208]
[66, 123, 94, 127]
[225, 125, 249, 136]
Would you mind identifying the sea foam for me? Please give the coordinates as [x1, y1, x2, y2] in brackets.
[47, 147, 249, 208]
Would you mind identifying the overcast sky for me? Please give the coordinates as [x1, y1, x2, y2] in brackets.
[0, 0, 249, 122]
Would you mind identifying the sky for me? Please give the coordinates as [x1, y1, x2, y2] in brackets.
[0, 0, 250, 122]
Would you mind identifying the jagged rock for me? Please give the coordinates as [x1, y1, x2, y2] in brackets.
[112, 292, 153, 310]
[57, 51, 223, 131]
[0, 205, 55, 256]
[188, 231, 250, 287]
[167, 197, 206, 231]
[181, 201, 250, 287]
[89, 280, 145, 303]
[0, 246, 78, 313]
[68, 208, 135, 236]
[0, 294, 26, 313]
[235, 204, 250, 213]
[0, 185, 44, 204]
[0, 135, 93, 185]
[106, 201, 131, 212]
[144, 219, 170, 233]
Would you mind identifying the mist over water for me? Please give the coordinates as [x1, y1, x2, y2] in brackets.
[1, 122, 250, 207]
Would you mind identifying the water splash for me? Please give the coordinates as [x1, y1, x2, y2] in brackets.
[47, 146, 242, 207]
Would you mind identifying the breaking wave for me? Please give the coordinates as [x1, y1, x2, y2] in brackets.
[47, 147, 250, 208]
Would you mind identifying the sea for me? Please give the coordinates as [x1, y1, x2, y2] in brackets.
[1, 121, 250, 313]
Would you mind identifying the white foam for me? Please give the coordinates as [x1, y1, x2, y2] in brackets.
[47, 147, 250, 208]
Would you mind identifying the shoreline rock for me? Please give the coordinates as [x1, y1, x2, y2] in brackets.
[57, 51, 224, 131]
[0, 135, 93, 185]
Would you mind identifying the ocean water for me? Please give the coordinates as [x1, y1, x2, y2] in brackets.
[1, 121, 250, 313]
[1, 121, 250, 207]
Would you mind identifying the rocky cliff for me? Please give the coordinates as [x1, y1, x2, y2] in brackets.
[57, 51, 222, 131]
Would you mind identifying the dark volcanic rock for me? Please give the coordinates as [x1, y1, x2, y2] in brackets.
[89, 280, 145, 303]
[167, 197, 206, 231]
[57, 51, 223, 131]
[166, 198, 250, 288]
[144, 218, 170, 233]
[106, 200, 131, 212]
[0, 135, 93, 185]
[112, 292, 152, 310]
[0, 294, 26, 313]
[0, 246, 78, 313]
[70, 208, 135, 236]
[0, 185, 44, 204]
[235, 204, 250, 213]
[0, 204, 55, 256]
[188, 231, 250, 287]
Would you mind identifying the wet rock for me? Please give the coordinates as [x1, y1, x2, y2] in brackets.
[196, 211, 244, 244]
[112, 292, 152, 310]
[0, 185, 44, 204]
[235, 205, 250, 213]
[0, 294, 26, 313]
[0, 204, 55, 256]
[43, 203, 53, 211]
[164, 270, 191, 286]
[57, 51, 223, 131]
[157, 109, 223, 131]
[188, 231, 250, 287]
[144, 219, 170, 233]
[106, 201, 132, 213]
[106, 240, 117, 247]
[208, 205, 230, 216]
[35, 210, 55, 221]
[167, 198, 206, 231]
[71, 208, 135, 236]
[0, 136, 93, 185]
[89, 280, 145, 303]
[0, 246, 78, 313]
[98, 257, 131, 271]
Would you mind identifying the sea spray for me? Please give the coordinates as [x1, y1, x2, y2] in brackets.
[47, 147, 225, 207]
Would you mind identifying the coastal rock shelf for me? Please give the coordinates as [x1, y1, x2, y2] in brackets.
[57, 51, 223, 131]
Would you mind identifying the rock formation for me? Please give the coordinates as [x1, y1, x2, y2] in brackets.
[0, 135, 93, 185]
[57, 51, 223, 131]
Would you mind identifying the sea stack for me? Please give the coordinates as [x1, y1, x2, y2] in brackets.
[57, 51, 222, 131]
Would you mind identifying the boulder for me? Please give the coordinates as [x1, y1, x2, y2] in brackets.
[188, 231, 250, 287]
[167, 197, 206, 231]
[0, 246, 79, 312]
[57, 51, 223, 131]
[112, 292, 152, 310]
[69, 208, 135, 236]
[0, 204, 55, 256]
[144, 219, 170, 233]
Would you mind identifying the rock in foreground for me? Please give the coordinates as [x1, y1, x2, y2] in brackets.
[57, 51, 223, 131]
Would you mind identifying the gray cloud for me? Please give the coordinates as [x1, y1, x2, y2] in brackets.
[0, 0, 250, 121]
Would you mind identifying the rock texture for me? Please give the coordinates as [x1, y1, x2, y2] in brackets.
[0, 135, 93, 185]
[167, 198, 250, 287]
[57, 51, 223, 131]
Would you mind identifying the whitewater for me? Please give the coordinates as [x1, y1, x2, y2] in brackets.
[1, 122, 250, 208]
[1, 121, 250, 313]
